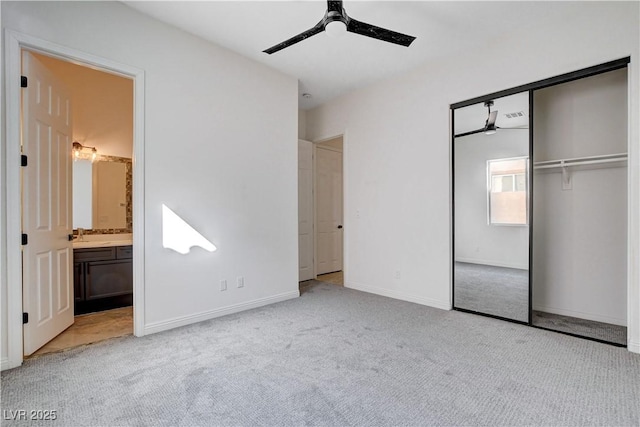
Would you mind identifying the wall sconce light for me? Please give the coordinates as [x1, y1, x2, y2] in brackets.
[72, 141, 97, 161]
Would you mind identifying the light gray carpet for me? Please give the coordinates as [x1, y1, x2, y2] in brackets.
[454, 262, 529, 322]
[533, 310, 627, 346]
[2, 282, 639, 426]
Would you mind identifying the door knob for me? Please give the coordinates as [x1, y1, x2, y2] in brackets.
[337, 225, 343, 229]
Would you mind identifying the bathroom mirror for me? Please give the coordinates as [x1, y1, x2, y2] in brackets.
[72, 157, 130, 231]
[452, 91, 530, 323]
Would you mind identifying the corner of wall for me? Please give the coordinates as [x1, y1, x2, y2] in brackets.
[298, 109, 307, 140]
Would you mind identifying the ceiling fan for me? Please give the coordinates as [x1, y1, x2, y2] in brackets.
[455, 100, 528, 138]
[263, 1, 416, 55]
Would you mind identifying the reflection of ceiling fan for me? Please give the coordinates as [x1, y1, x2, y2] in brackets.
[455, 100, 528, 138]
[263, 0, 416, 54]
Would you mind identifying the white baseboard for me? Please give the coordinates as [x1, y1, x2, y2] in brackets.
[533, 304, 626, 326]
[345, 281, 451, 311]
[0, 357, 18, 372]
[143, 290, 300, 335]
[455, 257, 528, 270]
[628, 340, 640, 353]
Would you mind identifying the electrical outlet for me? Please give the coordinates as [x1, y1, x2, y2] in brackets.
[237, 276, 244, 288]
[220, 279, 227, 291]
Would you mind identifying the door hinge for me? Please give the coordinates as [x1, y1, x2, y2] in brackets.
[21, 233, 28, 245]
[23, 313, 29, 324]
[21, 155, 28, 167]
[21, 76, 28, 88]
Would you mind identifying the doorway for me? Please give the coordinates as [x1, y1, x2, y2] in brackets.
[298, 135, 344, 292]
[22, 52, 134, 357]
[315, 136, 344, 280]
[4, 30, 145, 370]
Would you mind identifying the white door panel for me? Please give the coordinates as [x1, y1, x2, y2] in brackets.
[298, 140, 314, 281]
[316, 146, 343, 275]
[22, 51, 74, 356]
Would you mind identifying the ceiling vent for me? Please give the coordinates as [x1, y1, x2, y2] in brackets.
[504, 111, 525, 119]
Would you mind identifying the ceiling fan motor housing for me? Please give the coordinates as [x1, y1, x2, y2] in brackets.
[325, 10, 349, 27]
[263, 0, 417, 54]
[324, 10, 349, 35]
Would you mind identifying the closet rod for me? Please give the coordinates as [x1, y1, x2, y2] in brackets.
[533, 153, 627, 170]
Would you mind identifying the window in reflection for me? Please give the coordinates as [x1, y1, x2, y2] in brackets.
[488, 157, 528, 225]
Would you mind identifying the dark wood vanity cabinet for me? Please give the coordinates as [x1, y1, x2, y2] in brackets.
[74, 262, 84, 302]
[74, 246, 133, 313]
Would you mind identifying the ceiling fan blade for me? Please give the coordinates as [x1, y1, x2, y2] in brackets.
[346, 18, 416, 47]
[455, 128, 485, 138]
[327, 1, 343, 13]
[263, 21, 325, 54]
[486, 111, 498, 127]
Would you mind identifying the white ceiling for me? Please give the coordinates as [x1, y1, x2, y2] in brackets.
[123, 1, 581, 110]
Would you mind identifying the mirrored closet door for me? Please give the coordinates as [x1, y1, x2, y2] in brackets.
[451, 58, 629, 346]
[452, 92, 531, 323]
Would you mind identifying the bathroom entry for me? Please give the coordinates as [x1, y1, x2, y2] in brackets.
[21, 51, 134, 356]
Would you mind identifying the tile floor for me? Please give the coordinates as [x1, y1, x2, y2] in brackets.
[316, 271, 344, 286]
[29, 306, 133, 358]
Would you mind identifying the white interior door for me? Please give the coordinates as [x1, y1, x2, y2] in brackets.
[298, 140, 314, 281]
[316, 145, 343, 275]
[22, 51, 74, 356]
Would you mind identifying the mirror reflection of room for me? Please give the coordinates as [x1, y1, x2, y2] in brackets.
[73, 158, 130, 232]
[453, 92, 530, 323]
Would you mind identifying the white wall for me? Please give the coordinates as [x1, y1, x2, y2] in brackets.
[1, 1, 298, 368]
[454, 131, 529, 269]
[298, 109, 307, 140]
[298, 139, 313, 281]
[306, 2, 640, 351]
[533, 69, 628, 326]
[317, 136, 343, 151]
[0, 1, 7, 369]
[33, 53, 133, 158]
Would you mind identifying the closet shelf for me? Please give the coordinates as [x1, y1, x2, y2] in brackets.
[533, 153, 627, 170]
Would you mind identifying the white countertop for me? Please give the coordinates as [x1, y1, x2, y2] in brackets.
[72, 234, 133, 249]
